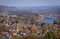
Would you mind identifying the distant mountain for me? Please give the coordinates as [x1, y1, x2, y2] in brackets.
[17, 6, 60, 14]
[0, 5, 18, 13]
[0, 5, 60, 16]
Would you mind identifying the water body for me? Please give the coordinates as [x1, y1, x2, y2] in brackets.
[42, 16, 57, 24]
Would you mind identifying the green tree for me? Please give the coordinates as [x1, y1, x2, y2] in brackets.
[42, 31, 57, 39]
[39, 30, 57, 39]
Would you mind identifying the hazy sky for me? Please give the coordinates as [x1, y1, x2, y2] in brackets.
[0, 0, 60, 7]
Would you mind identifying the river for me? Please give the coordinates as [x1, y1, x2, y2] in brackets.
[42, 16, 57, 24]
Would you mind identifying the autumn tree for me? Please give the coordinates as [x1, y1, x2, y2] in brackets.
[56, 29, 60, 39]
[22, 34, 39, 39]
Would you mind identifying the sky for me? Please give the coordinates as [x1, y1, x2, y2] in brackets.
[0, 0, 60, 7]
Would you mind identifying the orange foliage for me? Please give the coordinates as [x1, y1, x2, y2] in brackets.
[22, 34, 39, 39]
[11, 36, 18, 39]
[57, 29, 60, 39]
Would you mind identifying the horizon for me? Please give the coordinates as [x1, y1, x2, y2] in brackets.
[0, 4, 60, 7]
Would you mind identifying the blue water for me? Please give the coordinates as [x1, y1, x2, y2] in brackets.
[42, 16, 57, 24]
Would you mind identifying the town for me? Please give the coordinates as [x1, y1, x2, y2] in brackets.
[0, 12, 60, 39]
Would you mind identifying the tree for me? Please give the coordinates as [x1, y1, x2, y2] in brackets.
[56, 29, 60, 39]
[11, 36, 22, 39]
[40, 30, 57, 39]
[54, 16, 60, 25]
[22, 34, 39, 39]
